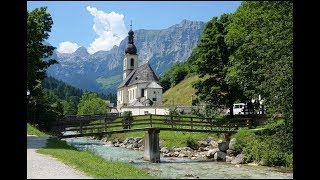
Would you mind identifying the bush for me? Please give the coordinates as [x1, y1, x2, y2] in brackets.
[186, 137, 198, 150]
[122, 111, 133, 129]
[233, 121, 293, 167]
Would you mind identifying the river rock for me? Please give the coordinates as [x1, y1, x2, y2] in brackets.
[173, 151, 180, 157]
[205, 148, 219, 159]
[182, 150, 192, 157]
[182, 147, 193, 151]
[126, 144, 133, 149]
[173, 148, 182, 152]
[120, 143, 126, 148]
[198, 140, 209, 147]
[191, 157, 197, 160]
[231, 154, 246, 164]
[133, 137, 142, 143]
[228, 138, 237, 150]
[227, 149, 235, 156]
[132, 142, 139, 148]
[160, 147, 170, 154]
[218, 141, 229, 152]
[163, 153, 173, 157]
[206, 136, 215, 143]
[209, 140, 218, 148]
[123, 137, 134, 145]
[226, 155, 234, 162]
[178, 153, 187, 157]
[138, 139, 144, 144]
[112, 138, 120, 144]
[214, 151, 227, 161]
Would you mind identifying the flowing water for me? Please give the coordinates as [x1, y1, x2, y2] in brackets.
[63, 136, 293, 179]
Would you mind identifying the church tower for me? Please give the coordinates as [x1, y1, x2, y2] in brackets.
[123, 23, 138, 80]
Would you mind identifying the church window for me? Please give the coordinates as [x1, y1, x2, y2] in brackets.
[153, 98, 157, 101]
[154, 91, 156, 94]
[130, 58, 134, 67]
[133, 89, 135, 99]
[141, 88, 145, 97]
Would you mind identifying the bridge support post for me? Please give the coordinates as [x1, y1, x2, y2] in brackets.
[144, 128, 160, 163]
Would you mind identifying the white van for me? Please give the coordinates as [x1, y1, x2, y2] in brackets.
[226, 103, 245, 115]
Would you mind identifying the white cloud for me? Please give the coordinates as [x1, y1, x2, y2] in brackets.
[57, 41, 81, 53]
[86, 6, 127, 54]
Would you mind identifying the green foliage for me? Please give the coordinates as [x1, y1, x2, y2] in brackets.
[96, 75, 122, 90]
[225, 1, 293, 125]
[186, 136, 199, 150]
[27, 7, 62, 131]
[122, 111, 133, 129]
[27, 7, 57, 98]
[192, 14, 247, 115]
[159, 63, 189, 92]
[42, 76, 117, 116]
[38, 138, 154, 179]
[77, 92, 109, 115]
[27, 123, 49, 136]
[233, 120, 293, 167]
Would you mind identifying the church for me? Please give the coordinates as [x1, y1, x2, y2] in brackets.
[117, 27, 163, 112]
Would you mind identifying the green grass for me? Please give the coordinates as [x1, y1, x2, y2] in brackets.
[96, 75, 122, 89]
[37, 138, 155, 179]
[27, 123, 49, 136]
[163, 75, 200, 106]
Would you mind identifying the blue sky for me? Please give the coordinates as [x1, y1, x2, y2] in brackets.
[27, 1, 241, 54]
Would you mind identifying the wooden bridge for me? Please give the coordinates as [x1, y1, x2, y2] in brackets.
[53, 113, 266, 162]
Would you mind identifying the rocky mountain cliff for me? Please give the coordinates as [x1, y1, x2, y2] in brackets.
[47, 19, 205, 93]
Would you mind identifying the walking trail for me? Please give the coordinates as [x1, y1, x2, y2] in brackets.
[27, 135, 91, 179]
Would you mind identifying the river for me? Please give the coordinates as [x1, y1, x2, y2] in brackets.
[63, 136, 293, 179]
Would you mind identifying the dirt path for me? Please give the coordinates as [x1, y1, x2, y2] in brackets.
[27, 135, 92, 179]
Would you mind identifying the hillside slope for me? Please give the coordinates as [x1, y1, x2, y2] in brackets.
[162, 75, 200, 106]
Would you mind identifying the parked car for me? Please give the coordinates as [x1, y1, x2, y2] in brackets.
[226, 103, 246, 115]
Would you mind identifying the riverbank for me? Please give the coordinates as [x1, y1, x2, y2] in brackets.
[37, 138, 155, 179]
[64, 136, 293, 179]
[27, 135, 91, 179]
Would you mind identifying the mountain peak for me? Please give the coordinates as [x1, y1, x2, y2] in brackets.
[73, 46, 89, 56]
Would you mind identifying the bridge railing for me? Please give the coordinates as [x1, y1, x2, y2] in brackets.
[53, 114, 261, 137]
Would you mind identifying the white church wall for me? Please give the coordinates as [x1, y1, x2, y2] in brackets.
[136, 83, 148, 98]
[128, 85, 138, 103]
[120, 106, 169, 116]
[146, 88, 163, 106]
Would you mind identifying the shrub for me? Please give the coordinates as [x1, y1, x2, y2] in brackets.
[233, 121, 293, 167]
[122, 111, 133, 129]
[186, 137, 198, 150]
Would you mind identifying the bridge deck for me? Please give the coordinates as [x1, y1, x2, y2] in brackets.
[58, 127, 237, 139]
[54, 114, 266, 139]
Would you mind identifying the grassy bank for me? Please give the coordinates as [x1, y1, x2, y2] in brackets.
[231, 120, 293, 168]
[27, 123, 49, 136]
[37, 138, 154, 179]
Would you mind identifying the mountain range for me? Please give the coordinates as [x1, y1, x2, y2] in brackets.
[47, 19, 205, 94]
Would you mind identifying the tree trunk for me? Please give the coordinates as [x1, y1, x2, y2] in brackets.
[229, 103, 234, 116]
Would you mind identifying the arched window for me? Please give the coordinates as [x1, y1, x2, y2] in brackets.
[130, 58, 134, 67]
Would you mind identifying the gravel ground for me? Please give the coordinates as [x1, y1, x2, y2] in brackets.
[27, 135, 92, 179]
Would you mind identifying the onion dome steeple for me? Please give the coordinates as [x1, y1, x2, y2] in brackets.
[125, 21, 137, 55]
